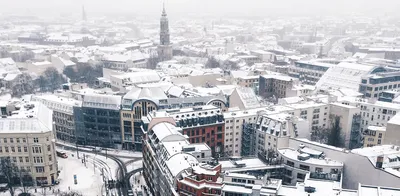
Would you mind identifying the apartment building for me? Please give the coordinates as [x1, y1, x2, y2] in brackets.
[32, 94, 82, 144]
[167, 105, 225, 157]
[338, 97, 400, 133]
[385, 114, 400, 146]
[289, 138, 400, 189]
[329, 103, 362, 149]
[255, 113, 309, 161]
[0, 102, 58, 186]
[286, 101, 330, 131]
[236, 75, 259, 89]
[359, 71, 400, 99]
[141, 117, 215, 196]
[289, 60, 336, 85]
[176, 163, 222, 195]
[278, 146, 343, 185]
[259, 73, 299, 100]
[223, 109, 260, 157]
[363, 126, 386, 147]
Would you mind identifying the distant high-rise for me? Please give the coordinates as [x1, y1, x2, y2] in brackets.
[157, 3, 173, 61]
[82, 5, 87, 21]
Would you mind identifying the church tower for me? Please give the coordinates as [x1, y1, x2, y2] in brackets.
[82, 5, 87, 21]
[157, 3, 173, 61]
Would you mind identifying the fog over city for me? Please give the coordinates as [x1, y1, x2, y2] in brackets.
[2, 0, 400, 196]
[1, 0, 400, 18]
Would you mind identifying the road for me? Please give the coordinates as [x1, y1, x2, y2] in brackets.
[56, 143, 142, 196]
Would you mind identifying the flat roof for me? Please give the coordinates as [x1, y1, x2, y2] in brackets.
[279, 148, 343, 167]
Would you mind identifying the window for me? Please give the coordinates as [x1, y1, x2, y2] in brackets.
[17, 146, 21, 152]
[34, 157, 43, 163]
[25, 157, 29, 162]
[49, 164, 53, 171]
[49, 155, 52, 162]
[3, 138, 6, 143]
[24, 146, 27, 152]
[0, 146, 2, 153]
[16, 138, 20, 143]
[315, 167, 323, 173]
[33, 138, 39, 143]
[12, 157, 17, 162]
[47, 145, 51, 152]
[26, 167, 31, 172]
[32, 147, 42, 154]
[11, 147, 15, 152]
[35, 166, 44, 173]
[19, 157, 23, 163]
[10, 138, 13, 143]
[299, 164, 310, 171]
[297, 173, 306, 179]
[5, 147, 9, 152]
[286, 160, 294, 167]
[22, 138, 26, 143]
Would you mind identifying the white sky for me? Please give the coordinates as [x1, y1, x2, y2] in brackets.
[0, 0, 399, 18]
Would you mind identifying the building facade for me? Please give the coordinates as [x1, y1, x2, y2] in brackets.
[142, 118, 214, 196]
[74, 94, 122, 148]
[259, 74, 298, 100]
[168, 105, 225, 157]
[359, 71, 400, 99]
[32, 95, 82, 144]
[0, 102, 58, 186]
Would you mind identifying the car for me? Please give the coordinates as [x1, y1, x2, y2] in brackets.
[92, 147, 102, 152]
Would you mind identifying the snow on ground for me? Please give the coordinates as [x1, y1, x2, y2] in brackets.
[55, 154, 104, 196]
[130, 170, 150, 196]
[126, 160, 142, 172]
[56, 142, 143, 158]
[0, 153, 108, 196]
[61, 149, 120, 182]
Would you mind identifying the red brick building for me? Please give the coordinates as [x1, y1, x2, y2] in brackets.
[177, 163, 222, 195]
[169, 105, 225, 157]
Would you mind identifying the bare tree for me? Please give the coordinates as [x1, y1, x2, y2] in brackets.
[146, 53, 160, 70]
[205, 57, 220, 68]
[11, 73, 36, 97]
[37, 67, 67, 92]
[0, 157, 33, 196]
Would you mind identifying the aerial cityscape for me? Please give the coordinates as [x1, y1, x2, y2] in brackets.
[0, 0, 400, 196]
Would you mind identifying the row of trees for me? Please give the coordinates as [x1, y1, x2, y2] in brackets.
[205, 56, 239, 70]
[11, 67, 67, 97]
[63, 64, 102, 87]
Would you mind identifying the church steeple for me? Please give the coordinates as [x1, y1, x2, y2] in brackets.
[160, 2, 170, 46]
[157, 2, 173, 61]
[82, 5, 87, 21]
[162, 2, 167, 17]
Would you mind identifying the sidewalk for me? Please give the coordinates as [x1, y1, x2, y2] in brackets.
[56, 141, 143, 158]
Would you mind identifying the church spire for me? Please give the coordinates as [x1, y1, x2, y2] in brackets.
[162, 1, 167, 16]
[82, 5, 87, 21]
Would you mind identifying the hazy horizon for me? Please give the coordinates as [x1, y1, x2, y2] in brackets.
[0, 0, 399, 19]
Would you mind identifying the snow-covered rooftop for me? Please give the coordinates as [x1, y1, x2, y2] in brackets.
[0, 101, 53, 134]
[278, 148, 343, 167]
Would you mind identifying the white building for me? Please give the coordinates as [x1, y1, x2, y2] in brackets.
[0, 101, 58, 186]
[109, 71, 161, 91]
[31, 94, 82, 143]
[316, 62, 380, 92]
